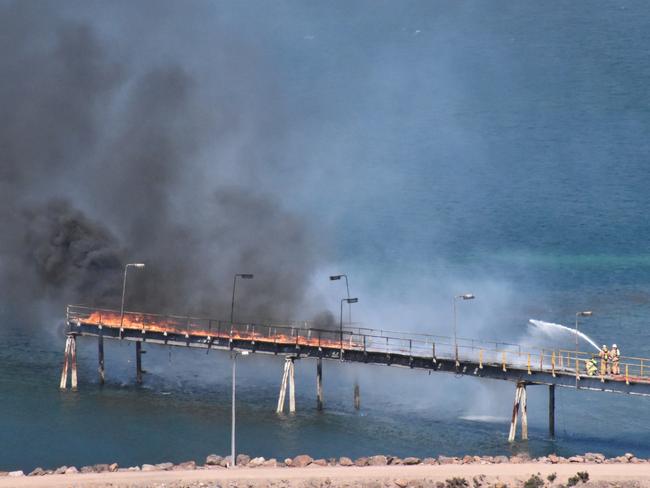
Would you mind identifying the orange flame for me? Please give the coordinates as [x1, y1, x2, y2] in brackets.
[80, 311, 355, 350]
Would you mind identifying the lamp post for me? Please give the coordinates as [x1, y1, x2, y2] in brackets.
[340, 297, 358, 355]
[120, 263, 145, 333]
[230, 274, 254, 325]
[453, 293, 475, 366]
[230, 350, 249, 468]
[575, 311, 593, 376]
[330, 274, 351, 324]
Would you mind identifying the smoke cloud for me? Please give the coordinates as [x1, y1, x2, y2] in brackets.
[0, 1, 328, 324]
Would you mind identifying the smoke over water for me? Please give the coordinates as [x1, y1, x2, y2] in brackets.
[0, 2, 328, 325]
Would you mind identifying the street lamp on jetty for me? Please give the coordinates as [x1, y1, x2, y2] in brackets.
[120, 263, 145, 334]
[453, 293, 475, 367]
[340, 297, 358, 357]
[231, 274, 254, 325]
[330, 274, 351, 324]
[230, 350, 249, 468]
[575, 310, 593, 383]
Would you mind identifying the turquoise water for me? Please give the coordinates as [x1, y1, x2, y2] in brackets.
[3, 0, 650, 473]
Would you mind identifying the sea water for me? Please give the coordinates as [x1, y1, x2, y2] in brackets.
[3, 0, 650, 473]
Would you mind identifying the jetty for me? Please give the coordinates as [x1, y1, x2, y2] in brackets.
[62, 305, 650, 442]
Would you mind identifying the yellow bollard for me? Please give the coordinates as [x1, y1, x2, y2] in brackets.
[502, 352, 507, 372]
[626, 364, 629, 385]
[479, 350, 483, 369]
[527, 353, 531, 375]
[551, 351, 556, 377]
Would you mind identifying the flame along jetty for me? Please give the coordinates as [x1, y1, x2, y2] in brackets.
[63, 305, 650, 442]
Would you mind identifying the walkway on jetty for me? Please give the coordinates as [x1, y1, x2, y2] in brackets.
[62, 305, 650, 441]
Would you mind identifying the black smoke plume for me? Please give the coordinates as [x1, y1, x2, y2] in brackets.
[0, 1, 327, 325]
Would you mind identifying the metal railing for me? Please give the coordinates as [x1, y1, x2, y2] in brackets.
[66, 305, 649, 384]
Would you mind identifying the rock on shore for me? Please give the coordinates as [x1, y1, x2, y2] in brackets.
[7, 451, 650, 480]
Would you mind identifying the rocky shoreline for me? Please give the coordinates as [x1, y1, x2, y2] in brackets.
[2, 452, 646, 478]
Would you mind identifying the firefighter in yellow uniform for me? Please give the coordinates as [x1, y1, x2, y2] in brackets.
[585, 355, 598, 376]
[599, 345, 609, 375]
[610, 344, 621, 375]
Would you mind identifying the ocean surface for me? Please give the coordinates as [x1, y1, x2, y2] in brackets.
[3, 0, 650, 473]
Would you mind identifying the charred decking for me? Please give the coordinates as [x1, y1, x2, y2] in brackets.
[62, 305, 650, 441]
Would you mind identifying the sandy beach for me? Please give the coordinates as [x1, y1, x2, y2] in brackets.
[2, 463, 650, 488]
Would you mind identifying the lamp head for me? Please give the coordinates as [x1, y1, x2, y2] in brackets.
[456, 293, 474, 300]
[128, 263, 145, 268]
[330, 275, 342, 280]
[239, 274, 254, 279]
[345, 298, 358, 304]
[578, 311, 593, 317]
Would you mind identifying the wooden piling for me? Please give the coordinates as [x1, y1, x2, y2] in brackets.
[276, 359, 289, 413]
[59, 336, 72, 390]
[69, 335, 78, 390]
[508, 382, 527, 442]
[289, 358, 296, 413]
[277, 357, 296, 413]
[508, 384, 521, 442]
[354, 383, 360, 410]
[136, 341, 143, 384]
[316, 357, 323, 411]
[548, 384, 555, 438]
[520, 384, 528, 440]
[98, 332, 105, 385]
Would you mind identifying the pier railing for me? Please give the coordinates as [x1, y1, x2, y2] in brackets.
[67, 305, 649, 384]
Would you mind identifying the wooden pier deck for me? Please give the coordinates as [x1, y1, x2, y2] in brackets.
[62, 305, 650, 441]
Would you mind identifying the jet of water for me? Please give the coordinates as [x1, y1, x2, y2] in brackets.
[528, 319, 601, 352]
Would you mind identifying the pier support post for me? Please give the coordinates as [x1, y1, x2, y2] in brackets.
[521, 384, 528, 440]
[59, 336, 71, 390]
[98, 331, 105, 385]
[549, 384, 555, 438]
[508, 382, 527, 442]
[277, 358, 288, 413]
[59, 334, 78, 390]
[289, 358, 296, 413]
[277, 357, 296, 413]
[136, 341, 143, 384]
[70, 334, 78, 390]
[316, 358, 323, 411]
[354, 383, 360, 410]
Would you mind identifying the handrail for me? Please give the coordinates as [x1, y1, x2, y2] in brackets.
[65, 305, 551, 354]
[66, 304, 325, 330]
[66, 304, 650, 383]
[68, 305, 528, 347]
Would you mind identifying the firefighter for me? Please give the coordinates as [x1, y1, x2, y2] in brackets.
[611, 344, 621, 375]
[586, 355, 598, 376]
[599, 345, 609, 375]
